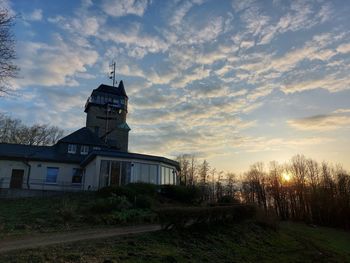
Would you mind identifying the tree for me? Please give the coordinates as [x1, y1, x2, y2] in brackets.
[0, 8, 19, 95]
[0, 113, 64, 145]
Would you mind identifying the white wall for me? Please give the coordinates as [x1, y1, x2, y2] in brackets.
[28, 161, 82, 191]
[1, 156, 178, 192]
[83, 158, 98, 191]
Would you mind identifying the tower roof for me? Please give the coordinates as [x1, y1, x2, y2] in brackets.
[92, 81, 127, 98]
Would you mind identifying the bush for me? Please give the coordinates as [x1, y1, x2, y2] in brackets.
[254, 208, 279, 231]
[160, 185, 201, 204]
[100, 209, 157, 224]
[126, 183, 158, 197]
[134, 195, 153, 209]
[56, 199, 76, 223]
[217, 195, 240, 205]
[97, 183, 157, 200]
[96, 186, 135, 200]
[156, 205, 256, 230]
[90, 196, 132, 214]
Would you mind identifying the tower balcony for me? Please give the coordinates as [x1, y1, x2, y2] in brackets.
[85, 96, 128, 112]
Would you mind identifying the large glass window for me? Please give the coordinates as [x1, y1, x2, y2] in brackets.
[99, 160, 110, 188]
[46, 167, 59, 183]
[99, 160, 132, 188]
[149, 165, 157, 184]
[160, 166, 175, 185]
[121, 162, 131, 185]
[132, 163, 158, 184]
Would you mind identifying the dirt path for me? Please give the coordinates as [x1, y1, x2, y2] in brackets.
[0, 224, 161, 253]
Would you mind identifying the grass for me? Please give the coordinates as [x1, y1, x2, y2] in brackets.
[0, 193, 97, 237]
[1, 221, 350, 262]
[0, 193, 157, 238]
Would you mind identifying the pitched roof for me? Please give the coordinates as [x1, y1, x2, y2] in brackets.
[0, 143, 83, 163]
[93, 81, 127, 97]
[58, 127, 107, 146]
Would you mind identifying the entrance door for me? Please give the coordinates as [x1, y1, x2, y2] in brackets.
[10, 169, 24, 189]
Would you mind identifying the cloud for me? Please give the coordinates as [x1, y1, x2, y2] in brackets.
[16, 34, 98, 87]
[101, 0, 149, 17]
[281, 76, 350, 94]
[169, 0, 198, 26]
[333, 108, 350, 114]
[98, 23, 168, 58]
[25, 9, 43, 21]
[288, 114, 350, 131]
[337, 43, 350, 54]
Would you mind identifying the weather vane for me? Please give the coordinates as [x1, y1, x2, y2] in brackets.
[109, 61, 117, 87]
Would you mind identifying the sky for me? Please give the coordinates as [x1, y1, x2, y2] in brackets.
[1, 0, 350, 173]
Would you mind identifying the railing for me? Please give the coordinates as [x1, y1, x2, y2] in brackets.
[0, 178, 83, 192]
[85, 96, 127, 110]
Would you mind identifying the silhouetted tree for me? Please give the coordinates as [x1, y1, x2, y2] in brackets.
[0, 8, 19, 95]
[0, 113, 64, 145]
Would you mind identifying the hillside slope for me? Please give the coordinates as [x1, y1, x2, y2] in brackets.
[1, 221, 349, 262]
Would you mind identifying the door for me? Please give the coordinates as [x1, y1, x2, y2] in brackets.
[10, 169, 24, 189]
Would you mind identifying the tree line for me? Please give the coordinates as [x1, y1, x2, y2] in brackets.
[177, 154, 350, 229]
[0, 113, 64, 146]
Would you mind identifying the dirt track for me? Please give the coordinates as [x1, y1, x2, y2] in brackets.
[0, 224, 161, 253]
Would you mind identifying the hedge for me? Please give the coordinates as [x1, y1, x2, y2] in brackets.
[155, 205, 256, 230]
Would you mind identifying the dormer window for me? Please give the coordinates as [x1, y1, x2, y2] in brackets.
[81, 145, 89, 155]
[68, 144, 77, 154]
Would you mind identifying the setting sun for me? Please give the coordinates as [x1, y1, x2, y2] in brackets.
[282, 172, 292, 182]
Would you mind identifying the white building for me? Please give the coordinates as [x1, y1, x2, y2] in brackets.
[0, 82, 179, 193]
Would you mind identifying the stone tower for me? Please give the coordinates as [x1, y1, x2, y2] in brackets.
[84, 81, 130, 152]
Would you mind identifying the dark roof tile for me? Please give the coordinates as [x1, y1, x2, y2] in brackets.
[58, 127, 107, 146]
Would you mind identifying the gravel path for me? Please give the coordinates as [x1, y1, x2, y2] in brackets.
[0, 224, 161, 253]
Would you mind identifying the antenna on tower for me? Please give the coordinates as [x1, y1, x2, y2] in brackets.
[109, 61, 117, 87]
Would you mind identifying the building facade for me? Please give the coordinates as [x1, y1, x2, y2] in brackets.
[0, 82, 179, 193]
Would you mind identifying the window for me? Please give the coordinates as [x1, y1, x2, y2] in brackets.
[72, 168, 83, 184]
[80, 145, 89, 155]
[46, 167, 59, 183]
[68, 144, 77, 154]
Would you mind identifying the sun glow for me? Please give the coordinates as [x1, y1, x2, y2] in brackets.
[282, 172, 292, 182]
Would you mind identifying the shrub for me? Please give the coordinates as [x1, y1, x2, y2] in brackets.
[217, 195, 240, 205]
[96, 186, 136, 200]
[97, 183, 157, 200]
[160, 185, 201, 204]
[90, 196, 132, 214]
[101, 209, 157, 224]
[156, 205, 256, 230]
[254, 208, 279, 231]
[56, 199, 76, 223]
[134, 195, 153, 209]
[126, 183, 158, 197]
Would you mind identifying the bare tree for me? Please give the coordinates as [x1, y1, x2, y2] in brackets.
[0, 8, 19, 95]
[0, 113, 64, 145]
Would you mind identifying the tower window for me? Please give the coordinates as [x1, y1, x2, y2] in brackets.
[80, 145, 89, 155]
[68, 144, 77, 154]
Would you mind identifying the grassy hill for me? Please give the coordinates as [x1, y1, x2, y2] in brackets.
[1, 221, 349, 262]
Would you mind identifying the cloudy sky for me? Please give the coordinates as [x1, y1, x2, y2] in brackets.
[1, 0, 350, 172]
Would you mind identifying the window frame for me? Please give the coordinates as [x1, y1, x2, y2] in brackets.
[68, 144, 77, 154]
[80, 145, 89, 155]
[46, 167, 59, 184]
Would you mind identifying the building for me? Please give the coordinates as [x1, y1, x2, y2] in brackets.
[0, 81, 179, 193]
